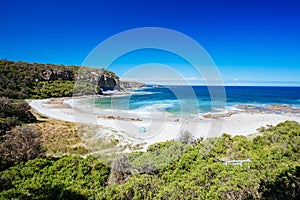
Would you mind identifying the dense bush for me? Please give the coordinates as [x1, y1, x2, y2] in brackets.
[0, 60, 74, 99]
[0, 121, 299, 199]
[33, 80, 74, 98]
[0, 97, 36, 136]
[0, 97, 41, 170]
[0, 126, 45, 170]
[0, 156, 110, 199]
[259, 166, 300, 200]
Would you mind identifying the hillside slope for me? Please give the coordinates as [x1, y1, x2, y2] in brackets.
[0, 60, 143, 99]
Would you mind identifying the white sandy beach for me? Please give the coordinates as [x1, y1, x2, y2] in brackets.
[29, 98, 300, 149]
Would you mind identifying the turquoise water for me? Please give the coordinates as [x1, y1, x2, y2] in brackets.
[86, 86, 300, 117]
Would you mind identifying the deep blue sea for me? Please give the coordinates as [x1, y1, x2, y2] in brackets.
[88, 86, 300, 118]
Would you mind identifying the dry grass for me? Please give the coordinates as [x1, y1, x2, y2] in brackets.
[29, 110, 146, 157]
[29, 110, 120, 156]
[30, 118, 87, 156]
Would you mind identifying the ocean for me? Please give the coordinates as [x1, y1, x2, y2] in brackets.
[85, 86, 300, 119]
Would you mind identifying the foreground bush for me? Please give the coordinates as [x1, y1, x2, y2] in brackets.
[0, 121, 299, 199]
[0, 126, 44, 170]
[0, 156, 110, 199]
[0, 97, 36, 136]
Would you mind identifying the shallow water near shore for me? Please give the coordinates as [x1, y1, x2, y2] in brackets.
[79, 86, 300, 119]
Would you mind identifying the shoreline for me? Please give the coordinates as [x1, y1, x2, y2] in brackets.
[29, 96, 300, 150]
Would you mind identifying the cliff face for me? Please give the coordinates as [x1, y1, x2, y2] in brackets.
[0, 60, 144, 99]
[39, 67, 146, 92]
[98, 74, 119, 91]
[73, 67, 121, 92]
[40, 69, 74, 81]
[39, 68, 121, 93]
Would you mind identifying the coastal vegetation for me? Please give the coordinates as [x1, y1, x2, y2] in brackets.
[0, 98, 42, 170]
[0, 97, 36, 136]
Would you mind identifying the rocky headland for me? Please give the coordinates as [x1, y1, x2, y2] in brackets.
[0, 60, 145, 99]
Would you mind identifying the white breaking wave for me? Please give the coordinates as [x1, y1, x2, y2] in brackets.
[132, 91, 162, 95]
[129, 103, 174, 118]
[135, 103, 173, 112]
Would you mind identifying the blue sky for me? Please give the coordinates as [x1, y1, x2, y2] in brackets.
[0, 0, 300, 85]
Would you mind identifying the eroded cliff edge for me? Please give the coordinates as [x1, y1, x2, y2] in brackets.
[0, 60, 145, 99]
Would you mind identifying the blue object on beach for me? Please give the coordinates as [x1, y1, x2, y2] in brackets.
[139, 126, 147, 133]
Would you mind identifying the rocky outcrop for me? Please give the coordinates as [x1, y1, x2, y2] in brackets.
[72, 69, 145, 92]
[39, 67, 145, 92]
[41, 69, 74, 81]
[74, 68, 121, 92]
[39, 67, 121, 92]
[120, 81, 146, 90]
[98, 74, 118, 91]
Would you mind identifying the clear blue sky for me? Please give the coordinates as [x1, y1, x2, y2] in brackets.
[1, 0, 300, 85]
